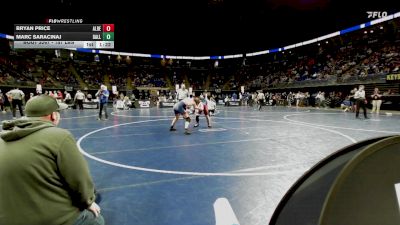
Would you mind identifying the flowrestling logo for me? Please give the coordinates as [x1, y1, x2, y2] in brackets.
[47, 19, 84, 24]
[366, 11, 388, 19]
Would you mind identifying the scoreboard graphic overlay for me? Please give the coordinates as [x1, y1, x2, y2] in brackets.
[13, 24, 114, 49]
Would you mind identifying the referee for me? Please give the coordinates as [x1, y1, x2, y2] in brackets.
[6, 87, 25, 119]
[354, 85, 368, 119]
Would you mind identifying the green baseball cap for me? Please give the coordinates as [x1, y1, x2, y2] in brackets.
[25, 95, 68, 117]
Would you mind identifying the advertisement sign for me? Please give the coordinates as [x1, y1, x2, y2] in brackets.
[83, 102, 98, 109]
[386, 74, 400, 82]
[160, 101, 175, 108]
[139, 100, 151, 108]
[228, 101, 240, 106]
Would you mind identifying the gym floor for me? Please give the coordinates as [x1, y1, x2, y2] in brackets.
[1, 106, 399, 225]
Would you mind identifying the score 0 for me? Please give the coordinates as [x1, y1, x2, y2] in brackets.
[102, 24, 114, 32]
[102, 24, 114, 41]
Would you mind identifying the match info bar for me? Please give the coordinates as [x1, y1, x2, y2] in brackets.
[13, 24, 114, 49]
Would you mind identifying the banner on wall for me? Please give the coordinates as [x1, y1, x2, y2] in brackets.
[64, 86, 73, 92]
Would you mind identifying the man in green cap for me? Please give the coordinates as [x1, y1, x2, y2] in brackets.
[0, 95, 105, 225]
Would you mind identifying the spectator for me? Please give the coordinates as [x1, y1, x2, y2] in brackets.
[207, 97, 217, 116]
[123, 96, 132, 109]
[370, 87, 382, 114]
[0, 89, 5, 112]
[87, 93, 93, 102]
[177, 85, 189, 101]
[341, 96, 353, 112]
[64, 91, 72, 104]
[0, 95, 104, 225]
[316, 91, 326, 109]
[232, 92, 237, 100]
